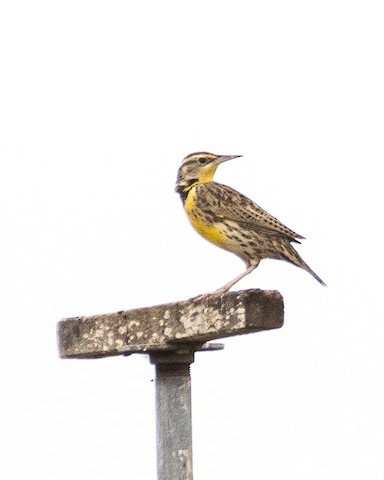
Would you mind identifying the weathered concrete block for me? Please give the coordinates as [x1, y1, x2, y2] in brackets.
[58, 289, 284, 359]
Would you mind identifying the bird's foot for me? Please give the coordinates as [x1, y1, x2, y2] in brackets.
[189, 289, 228, 302]
[212, 286, 230, 295]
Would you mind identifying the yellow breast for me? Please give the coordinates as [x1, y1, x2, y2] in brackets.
[184, 186, 229, 248]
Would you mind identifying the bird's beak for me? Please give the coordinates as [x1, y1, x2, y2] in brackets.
[216, 154, 242, 165]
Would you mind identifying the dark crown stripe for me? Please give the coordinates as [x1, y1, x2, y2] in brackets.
[182, 152, 217, 165]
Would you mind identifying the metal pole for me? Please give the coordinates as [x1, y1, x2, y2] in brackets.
[58, 290, 283, 478]
[150, 352, 194, 480]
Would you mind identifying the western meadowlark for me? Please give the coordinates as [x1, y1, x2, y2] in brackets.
[175, 152, 325, 293]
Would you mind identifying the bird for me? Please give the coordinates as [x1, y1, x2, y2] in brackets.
[175, 152, 325, 293]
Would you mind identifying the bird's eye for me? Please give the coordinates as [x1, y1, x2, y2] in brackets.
[198, 158, 207, 164]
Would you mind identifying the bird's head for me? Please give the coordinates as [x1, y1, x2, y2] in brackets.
[175, 152, 241, 197]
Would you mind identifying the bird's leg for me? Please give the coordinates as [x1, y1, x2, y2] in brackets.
[214, 264, 257, 294]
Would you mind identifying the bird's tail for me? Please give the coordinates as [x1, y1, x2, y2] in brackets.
[281, 242, 326, 286]
[303, 262, 327, 287]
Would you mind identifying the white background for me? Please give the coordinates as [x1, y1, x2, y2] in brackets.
[1, 1, 383, 479]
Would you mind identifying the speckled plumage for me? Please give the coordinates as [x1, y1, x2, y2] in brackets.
[176, 152, 325, 292]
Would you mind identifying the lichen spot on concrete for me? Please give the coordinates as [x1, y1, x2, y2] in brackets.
[179, 313, 195, 330]
[214, 319, 224, 330]
[118, 326, 127, 335]
[128, 320, 140, 328]
[237, 307, 246, 320]
[164, 326, 173, 336]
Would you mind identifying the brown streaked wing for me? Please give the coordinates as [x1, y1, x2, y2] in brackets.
[196, 182, 305, 241]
